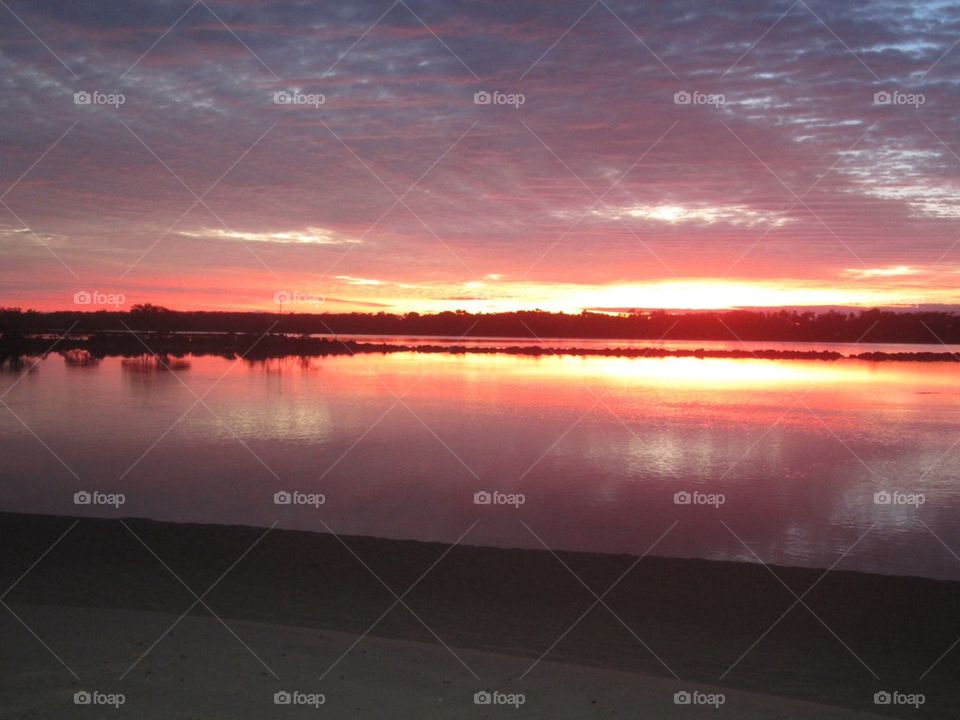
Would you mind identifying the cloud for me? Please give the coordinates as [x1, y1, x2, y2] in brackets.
[336, 275, 383, 286]
[594, 203, 791, 227]
[3, 0, 960, 309]
[321, 296, 392, 308]
[178, 228, 359, 245]
[844, 265, 918, 278]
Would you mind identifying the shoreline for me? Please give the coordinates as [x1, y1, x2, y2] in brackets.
[1, 512, 956, 717]
[3, 332, 960, 363]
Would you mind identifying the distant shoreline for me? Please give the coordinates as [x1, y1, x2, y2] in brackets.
[6, 307, 960, 346]
[3, 332, 960, 363]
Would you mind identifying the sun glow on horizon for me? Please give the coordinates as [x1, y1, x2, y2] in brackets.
[568, 280, 907, 312]
[13, 272, 947, 314]
[347, 278, 928, 315]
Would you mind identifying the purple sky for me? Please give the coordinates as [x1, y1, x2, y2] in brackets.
[1, 0, 959, 312]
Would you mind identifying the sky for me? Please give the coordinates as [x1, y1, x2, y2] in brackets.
[1, 0, 959, 313]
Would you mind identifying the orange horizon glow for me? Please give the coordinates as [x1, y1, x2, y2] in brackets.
[11, 273, 950, 314]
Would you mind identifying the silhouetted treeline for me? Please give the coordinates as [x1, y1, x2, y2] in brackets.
[3, 305, 960, 344]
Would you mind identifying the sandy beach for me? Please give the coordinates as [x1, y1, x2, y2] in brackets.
[3, 604, 894, 719]
[0, 512, 954, 717]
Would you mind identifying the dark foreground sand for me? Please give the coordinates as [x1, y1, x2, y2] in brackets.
[2, 605, 889, 719]
[1, 513, 956, 718]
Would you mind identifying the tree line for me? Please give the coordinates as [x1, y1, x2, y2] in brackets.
[2, 305, 960, 344]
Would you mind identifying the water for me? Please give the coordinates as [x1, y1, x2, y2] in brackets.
[291, 334, 960, 355]
[3, 349, 960, 580]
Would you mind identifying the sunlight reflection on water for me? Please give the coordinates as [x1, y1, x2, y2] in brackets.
[2, 350, 960, 579]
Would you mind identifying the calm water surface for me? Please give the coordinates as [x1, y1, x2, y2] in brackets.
[3, 350, 960, 579]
